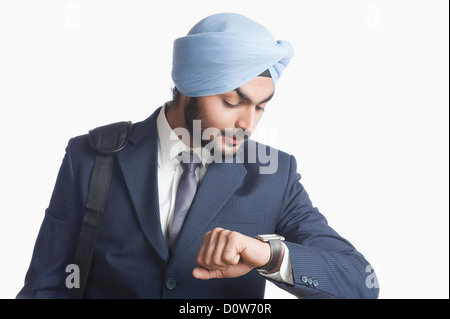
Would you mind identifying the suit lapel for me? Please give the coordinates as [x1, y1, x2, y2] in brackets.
[115, 107, 248, 262]
[172, 160, 247, 256]
[116, 108, 170, 263]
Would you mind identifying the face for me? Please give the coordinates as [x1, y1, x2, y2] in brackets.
[183, 76, 274, 156]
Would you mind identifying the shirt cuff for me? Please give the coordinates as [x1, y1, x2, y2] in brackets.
[257, 243, 294, 285]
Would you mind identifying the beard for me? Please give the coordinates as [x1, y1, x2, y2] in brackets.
[183, 97, 250, 158]
[183, 97, 202, 143]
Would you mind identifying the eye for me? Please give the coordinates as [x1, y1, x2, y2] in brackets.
[256, 105, 265, 112]
[223, 99, 241, 108]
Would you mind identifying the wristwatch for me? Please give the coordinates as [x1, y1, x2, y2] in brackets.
[255, 234, 285, 272]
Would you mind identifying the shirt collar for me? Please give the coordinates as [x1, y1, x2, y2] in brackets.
[156, 102, 212, 168]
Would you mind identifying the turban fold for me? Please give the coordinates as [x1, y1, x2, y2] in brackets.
[171, 13, 294, 97]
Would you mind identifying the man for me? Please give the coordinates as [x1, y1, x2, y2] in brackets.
[17, 13, 379, 299]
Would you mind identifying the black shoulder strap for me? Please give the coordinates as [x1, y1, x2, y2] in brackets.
[67, 121, 131, 299]
[88, 121, 131, 155]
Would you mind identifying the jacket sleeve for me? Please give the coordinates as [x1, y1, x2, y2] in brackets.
[271, 155, 380, 299]
[16, 138, 84, 299]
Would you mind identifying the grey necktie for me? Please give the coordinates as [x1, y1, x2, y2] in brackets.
[169, 152, 201, 250]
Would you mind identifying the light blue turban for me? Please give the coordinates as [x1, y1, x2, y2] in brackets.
[172, 13, 294, 97]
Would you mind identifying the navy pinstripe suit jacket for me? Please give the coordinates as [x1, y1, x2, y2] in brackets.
[17, 107, 379, 299]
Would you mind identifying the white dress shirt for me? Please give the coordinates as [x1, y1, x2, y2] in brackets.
[156, 103, 293, 285]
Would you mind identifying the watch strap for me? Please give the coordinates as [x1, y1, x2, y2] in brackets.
[257, 239, 283, 272]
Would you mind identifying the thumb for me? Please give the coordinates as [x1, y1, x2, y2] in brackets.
[192, 267, 223, 280]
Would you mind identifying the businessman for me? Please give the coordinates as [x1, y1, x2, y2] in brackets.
[17, 13, 379, 299]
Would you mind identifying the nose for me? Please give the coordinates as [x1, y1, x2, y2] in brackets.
[235, 107, 258, 133]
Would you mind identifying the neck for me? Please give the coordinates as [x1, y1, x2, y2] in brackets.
[165, 101, 184, 129]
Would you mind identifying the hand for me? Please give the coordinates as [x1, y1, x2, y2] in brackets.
[192, 227, 275, 280]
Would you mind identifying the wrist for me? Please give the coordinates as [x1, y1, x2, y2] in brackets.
[255, 234, 285, 273]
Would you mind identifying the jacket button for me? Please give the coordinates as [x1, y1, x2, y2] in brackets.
[165, 278, 177, 290]
[312, 279, 319, 287]
[301, 276, 308, 283]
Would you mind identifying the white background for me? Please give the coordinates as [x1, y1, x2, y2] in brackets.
[0, 0, 448, 299]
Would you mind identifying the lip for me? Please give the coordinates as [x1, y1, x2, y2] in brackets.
[225, 135, 244, 146]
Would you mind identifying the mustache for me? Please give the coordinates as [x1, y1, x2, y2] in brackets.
[219, 129, 252, 140]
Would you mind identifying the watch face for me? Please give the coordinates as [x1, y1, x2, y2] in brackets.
[256, 234, 285, 241]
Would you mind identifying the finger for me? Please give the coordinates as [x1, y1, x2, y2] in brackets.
[205, 229, 240, 268]
[208, 228, 232, 268]
[197, 228, 229, 270]
[192, 267, 224, 280]
[204, 228, 223, 267]
[222, 246, 241, 266]
[221, 231, 241, 266]
[196, 230, 213, 267]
